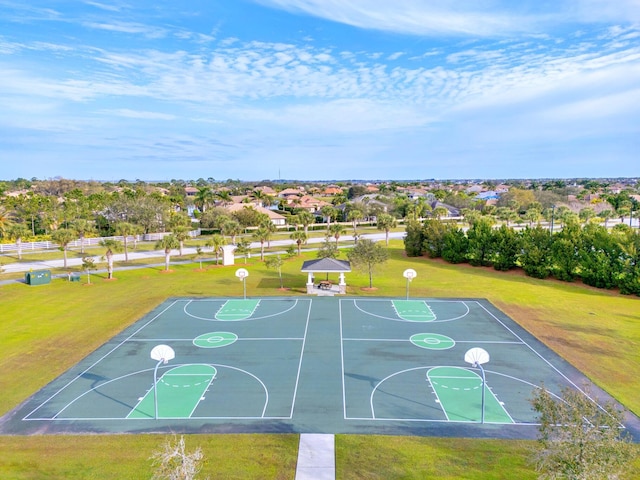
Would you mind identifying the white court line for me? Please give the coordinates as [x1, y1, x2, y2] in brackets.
[340, 298, 347, 420]
[23, 299, 181, 420]
[183, 298, 299, 322]
[351, 299, 470, 323]
[30, 363, 271, 421]
[475, 301, 613, 415]
[289, 299, 313, 419]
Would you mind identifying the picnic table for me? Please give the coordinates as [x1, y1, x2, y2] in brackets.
[318, 281, 332, 290]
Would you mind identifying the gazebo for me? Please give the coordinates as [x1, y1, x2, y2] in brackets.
[301, 258, 351, 294]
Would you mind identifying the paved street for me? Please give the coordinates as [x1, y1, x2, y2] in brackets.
[1, 232, 404, 275]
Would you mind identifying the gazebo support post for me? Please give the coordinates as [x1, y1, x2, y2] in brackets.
[306, 272, 314, 294]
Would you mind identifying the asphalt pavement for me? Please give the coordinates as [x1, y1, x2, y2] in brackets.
[1, 232, 404, 276]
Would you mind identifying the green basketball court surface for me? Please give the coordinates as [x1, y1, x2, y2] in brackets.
[2, 297, 639, 440]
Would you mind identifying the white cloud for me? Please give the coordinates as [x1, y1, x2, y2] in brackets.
[100, 109, 176, 120]
[83, 21, 168, 39]
[254, 0, 640, 38]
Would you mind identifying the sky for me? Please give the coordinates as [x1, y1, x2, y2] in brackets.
[0, 1, 639, 182]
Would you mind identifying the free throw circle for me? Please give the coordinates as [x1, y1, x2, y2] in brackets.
[193, 332, 238, 348]
[410, 333, 455, 350]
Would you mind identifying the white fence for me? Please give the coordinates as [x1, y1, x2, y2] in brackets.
[0, 229, 201, 254]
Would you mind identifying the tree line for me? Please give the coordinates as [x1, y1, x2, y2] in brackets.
[404, 217, 640, 296]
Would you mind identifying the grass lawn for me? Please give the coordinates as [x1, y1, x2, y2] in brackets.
[1, 239, 639, 478]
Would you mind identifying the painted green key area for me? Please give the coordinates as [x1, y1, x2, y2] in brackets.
[4, 297, 637, 442]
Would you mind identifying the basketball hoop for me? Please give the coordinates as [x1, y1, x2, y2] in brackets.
[464, 347, 490, 423]
[235, 268, 249, 299]
[150, 344, 175, 419]
[403, 269, 417, 300]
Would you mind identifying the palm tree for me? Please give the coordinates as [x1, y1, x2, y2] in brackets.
[172, 225, 191, 256]
[215, 190, 233, 206]
[0, 205, 14, 238]
[376, 213, 397, 246]
[296, 210, 315, 235]
[72, 219, 94, 254]
[115, 222, 138, 262]
[221, 219, 242, 244]
[329, 223, 346, 246]
[321, 205, 338, 228]
[6, 223, 29, 260]
[235, 239, 251, 264]
[99, 238, 122, 280]
[347, 209, 363, 236]
[598, 209, 614, 228]
[259, 218, 277, 247]
[432, 206, 449, 220]
[51, 228, 77, 269]
[205, 234, 226, 265]
[81, 256, 97, 284]
[290, 230, 308, 256]
[194, 186, 215, 213]
[253, 226, 271, 261]
[155, 234, 180, 272]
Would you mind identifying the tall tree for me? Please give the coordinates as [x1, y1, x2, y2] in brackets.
[51, 228, 77, 269]
[491, 224, 521, 271]
[518, 226, 553, 279]
[172, 225, 191, 256]
[221, 219, 242, 244]
[205, 234, 226, 265]
[99, 238, 122, 280]
[265, 255, 285, 289]
[551, 218, 581, 282]
[376, 213, 397, 246]
[295, 210, 315, 235]
[252, 226, 271, 261]
[5, 223, 29, 260]
[235, 238, 251, 264]
[579, 223, 624, 289]
[155, 234, 180, 272]
[72, 218, 94, 254]
[421, 218, 450, 258]
[194, 186, 215, 213]
[347, 239, 389, 288]
[81, 256, 97, 284]
[466, 217, 495, 267]
[290, 230, 308, 256]
[320, 205, 338, 227]
[316, 238, 339, 259]
[404, 219, 424, 257]
[347, 209, 364, 236]
[115, 222, 139, 262]
[531, 384, 636, 480]
[441, 227, 469, 264]
[329, 223, 346, 246]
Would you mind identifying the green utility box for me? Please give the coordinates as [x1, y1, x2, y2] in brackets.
[25, 270, 52, 286]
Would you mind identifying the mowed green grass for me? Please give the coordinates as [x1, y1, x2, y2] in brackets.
[1, 240, 639, 479]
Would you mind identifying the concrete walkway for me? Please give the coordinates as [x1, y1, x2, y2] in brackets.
[295, 434, 335, 480]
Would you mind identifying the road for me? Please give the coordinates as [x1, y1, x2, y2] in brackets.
[2, 232, 405, 274]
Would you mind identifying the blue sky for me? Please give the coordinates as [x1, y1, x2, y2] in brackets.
[1, 1, 638, 181]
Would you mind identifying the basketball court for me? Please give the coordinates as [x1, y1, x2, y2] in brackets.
[2, 296, 638, 440]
